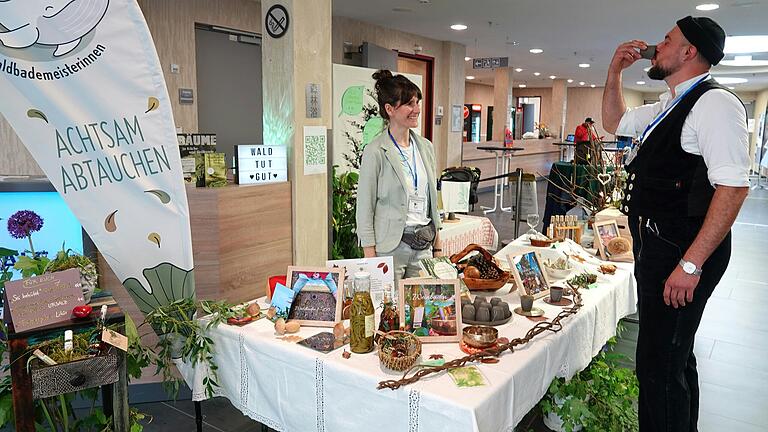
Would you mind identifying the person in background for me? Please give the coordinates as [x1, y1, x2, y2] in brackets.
[574, 117, 597, 163]
[602, 16, 749, 432]
[356, 70, 442, 283]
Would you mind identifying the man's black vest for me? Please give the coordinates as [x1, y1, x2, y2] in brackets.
[620, 79, 735, 218]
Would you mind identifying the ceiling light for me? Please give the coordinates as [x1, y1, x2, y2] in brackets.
[519, 84, 527, 88]
[534, 72, 541, 76]
[579, 63, 590, 68]
[714, 77, 749, 84]
[464, 56, 471, 62]
[549, 75, 557, 79]
[724, 35, 768, 54]
[636, 81, 646, 85]
[720, 55, 768, 66]
[591, 84, 596, 88]
[529, 48, 543, 54]
[567, 79, 574, 83]
[579, 81, 585, 86]
[696, 3, 719, 10]
[450, 24, 468, 31]
[466, 76, 475, 80]
[728, 86, 736, 89]
[515, 68, 524, 72]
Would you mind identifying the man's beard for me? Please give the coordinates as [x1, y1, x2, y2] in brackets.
[647, 64, 673, 80]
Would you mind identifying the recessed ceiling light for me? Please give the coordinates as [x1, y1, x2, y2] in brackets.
[529, 48, 543, 54]
[464, 56, 471, 62]
[724, 35, 768, 54]
[636, 81, 646, 85]
[466, 76, 475, 80]
[728, 86, 736, 89]
[519, 84, 527, 88]
[696, 3, 720, 10]
[714, 77, 749, 84]
[450, 24, 468, 31]
[534, 72, 541, 76]
[515, 68, 524, 72]
[567, 79, 574, 83]
[579, 81, 585, 86]
[579, 63, 590, 68]
[549, 75, 557, 79]
[590, 84, 596, 88]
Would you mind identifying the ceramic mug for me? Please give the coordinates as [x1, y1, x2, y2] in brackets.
[550, 286, 564, 303]
[520, 294, 534, 312]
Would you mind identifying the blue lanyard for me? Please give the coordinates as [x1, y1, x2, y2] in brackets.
[638, 75, 710, 144]
[388, 129, 418, 190]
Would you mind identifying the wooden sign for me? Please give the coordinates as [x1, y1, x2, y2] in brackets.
[4, 268, 85, 332]
[235, 144, 288, 185]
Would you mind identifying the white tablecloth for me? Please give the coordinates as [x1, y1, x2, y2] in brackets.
[440, 214, 499, 256]
[177, 238, 637, 432]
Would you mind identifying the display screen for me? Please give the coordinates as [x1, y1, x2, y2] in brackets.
[0, 191, 84, 279]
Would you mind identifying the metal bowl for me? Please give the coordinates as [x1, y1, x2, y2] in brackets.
[462, 325, 499, 349]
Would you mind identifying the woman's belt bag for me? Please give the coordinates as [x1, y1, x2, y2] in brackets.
[401, 224, 435, 250]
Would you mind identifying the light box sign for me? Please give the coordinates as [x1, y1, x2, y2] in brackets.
[235, 145, 288, 184]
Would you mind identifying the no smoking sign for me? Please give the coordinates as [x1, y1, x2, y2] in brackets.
[265, 4, 289, 39]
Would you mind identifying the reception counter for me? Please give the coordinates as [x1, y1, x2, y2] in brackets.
[462, 139, 560, 188]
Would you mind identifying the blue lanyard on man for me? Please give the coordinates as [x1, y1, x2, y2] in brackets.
[388, 128, 418, 191]
[637, 74, 710, 144]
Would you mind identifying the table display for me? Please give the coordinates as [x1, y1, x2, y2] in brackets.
[439, 214, 499, 256]
[176, 237, 637, 432]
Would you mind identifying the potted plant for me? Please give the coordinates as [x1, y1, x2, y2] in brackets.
[539, 335, 639, 432]
[45, 246, 99, 303]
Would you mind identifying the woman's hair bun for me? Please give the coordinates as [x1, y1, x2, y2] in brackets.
[372, 70, 394, 82]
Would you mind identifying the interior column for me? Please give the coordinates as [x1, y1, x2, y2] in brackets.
[436, 41, 466, 170]
[550, 79, 568, 139]
[261, 0, 331, 265]
[492, 67, 514, 143]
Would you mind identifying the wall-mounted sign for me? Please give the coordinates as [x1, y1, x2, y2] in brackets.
[303, 126, 327, 176]
[471, 104, 482, 112]
[306, 83, 321, 119]
[265, 4, 290, 39]
[179, 88, 194, 104]
[4, 269, 84, 333]
[235, 144, 288, 184]
[472, 57, 509, 69]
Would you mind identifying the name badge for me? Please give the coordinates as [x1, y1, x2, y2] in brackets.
[408, 194, 426, 213]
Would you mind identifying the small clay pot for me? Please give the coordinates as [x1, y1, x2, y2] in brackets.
[491, 305, 506, 322]
[490, 297, 502, 306]
[475, 305, 491, 322]
[520, 295, 534, 312]
[473, 296, 487, 308]
[499, 302, 511, 318]
[462, 304, 477, 321]
[550, 286, 564, 303]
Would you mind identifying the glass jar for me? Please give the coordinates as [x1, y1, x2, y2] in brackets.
[349, 272, 375, 353]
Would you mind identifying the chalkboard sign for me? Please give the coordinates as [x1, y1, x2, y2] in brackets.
[286, 266, 344, 327]
[4, 268, 85, 332]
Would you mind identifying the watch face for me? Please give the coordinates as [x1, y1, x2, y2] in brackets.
[683, 262, 696, 274]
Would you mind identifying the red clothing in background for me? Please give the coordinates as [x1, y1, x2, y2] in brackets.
[574, 123, 593, 143]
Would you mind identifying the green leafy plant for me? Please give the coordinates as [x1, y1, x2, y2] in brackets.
[332, 166, 363, 260]
[539, 331, 639, 432]
[46, 245, 98, 283]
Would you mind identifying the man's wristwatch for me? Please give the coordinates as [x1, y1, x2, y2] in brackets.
[679, 259, 703, 276]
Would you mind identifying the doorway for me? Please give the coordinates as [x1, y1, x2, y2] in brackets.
[397, 53, 434, 140]
[195, 25, 263, 168]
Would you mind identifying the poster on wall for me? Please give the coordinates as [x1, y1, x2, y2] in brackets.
[332, 64, 422, 172]
[0, 0, 195, 316]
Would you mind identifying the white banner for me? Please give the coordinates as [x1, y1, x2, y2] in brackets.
[0, 0, 195, 315]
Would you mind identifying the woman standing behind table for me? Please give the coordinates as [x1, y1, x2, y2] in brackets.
[356, 70, 442, 283]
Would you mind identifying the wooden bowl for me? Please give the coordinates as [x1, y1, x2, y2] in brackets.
[462, 272, 511, 291]
[530, 238, 555, 247]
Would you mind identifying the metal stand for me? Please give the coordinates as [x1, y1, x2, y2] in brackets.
[481, 150, 513, 214]
[195, 401, 203, 432]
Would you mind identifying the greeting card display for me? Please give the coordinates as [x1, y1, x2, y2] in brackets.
[286, 267, 345, 327]
[507, 250, 551, 299]
[398, 279, 461, 343]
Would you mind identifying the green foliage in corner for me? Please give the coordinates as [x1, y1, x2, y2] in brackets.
[331, 166, 363, 260]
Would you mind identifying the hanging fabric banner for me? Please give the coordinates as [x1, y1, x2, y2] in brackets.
[0, 0, 195, 315]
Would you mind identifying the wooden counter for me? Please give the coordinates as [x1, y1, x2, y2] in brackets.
[99, 181, 293, 383]
[461, 139, 560, 188]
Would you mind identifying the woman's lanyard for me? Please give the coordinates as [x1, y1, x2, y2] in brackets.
[637, 75, 710, 144]
[388, 129, 418, 191]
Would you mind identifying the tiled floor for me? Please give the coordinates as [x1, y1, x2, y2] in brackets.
[126, 181, 768, 431]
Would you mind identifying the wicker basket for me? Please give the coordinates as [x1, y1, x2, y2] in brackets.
[450, 244, 511, 291]
[31, 351, 121, 399]
[377, 331, 421, 372]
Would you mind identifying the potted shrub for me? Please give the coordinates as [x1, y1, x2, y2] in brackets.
[45, 247, 99, 303]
